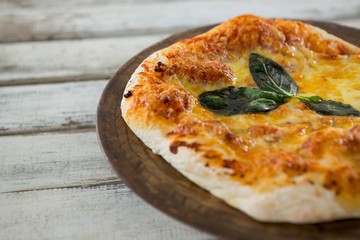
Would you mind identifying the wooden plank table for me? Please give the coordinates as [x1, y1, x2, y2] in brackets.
[1, 1, 359, 239]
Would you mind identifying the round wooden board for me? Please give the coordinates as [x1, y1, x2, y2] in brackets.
[97, 21, 360, 239]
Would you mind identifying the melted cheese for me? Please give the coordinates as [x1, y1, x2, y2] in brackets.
[187, 49, 360, 154]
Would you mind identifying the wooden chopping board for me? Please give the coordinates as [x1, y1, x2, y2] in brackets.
[97, 21, 360, 240]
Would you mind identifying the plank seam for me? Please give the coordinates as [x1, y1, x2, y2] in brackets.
[0, 126, 96, 137]
[2, 178, 124, 194]
[0, 76, 111, 87]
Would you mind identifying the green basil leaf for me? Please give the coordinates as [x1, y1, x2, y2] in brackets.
[301, 99, 360, 116]
[247, 98, 279, 112]
[200, 95, 229, 110]
[249, 53, 298, 97]
[199, 86, 282, 115]
[240, 87, 287, 103]
[307, 95, 324, 103]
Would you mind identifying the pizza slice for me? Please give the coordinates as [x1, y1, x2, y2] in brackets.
[121, 14, 360, 223]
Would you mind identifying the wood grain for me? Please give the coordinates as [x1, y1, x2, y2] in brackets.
[0, 80, 105, 135]
[0, 131, 119, 193]
[0, 35, 167, 86]
[97, 23, 360, 239]
[1, 0, 360, 42]
[0, 183, 214, 240]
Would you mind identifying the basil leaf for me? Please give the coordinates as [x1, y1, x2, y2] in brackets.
[247, 98, 279, 112]
[240, 87, 286, 103]
[199, 53, 359, 117]
[301, 99, 360, 116]
[199, 86, 282, 115]
[249, 53, 298, 97]
[200, 95, 229, 110]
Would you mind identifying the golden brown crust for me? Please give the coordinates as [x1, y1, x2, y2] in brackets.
[170, 15, 359, 62]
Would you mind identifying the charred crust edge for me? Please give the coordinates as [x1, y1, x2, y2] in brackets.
[154, 61, 167, 72]
[124, 90, 133, 98]
[170, 140, 200, 154]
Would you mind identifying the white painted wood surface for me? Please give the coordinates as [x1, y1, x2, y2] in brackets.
[1, 0, 359, 42]
[0, 35, 167, 86]
[0, 81, 106, 135]
[0, 183, 212, 240]
[1, 0, 360, 239]
[0, 131, 118, 193]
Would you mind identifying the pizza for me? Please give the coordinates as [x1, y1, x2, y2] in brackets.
[120, 14, 360, 223]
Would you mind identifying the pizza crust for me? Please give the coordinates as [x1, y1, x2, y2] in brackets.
[123, 114, 357, 223]
[121, 15, 360, 223]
